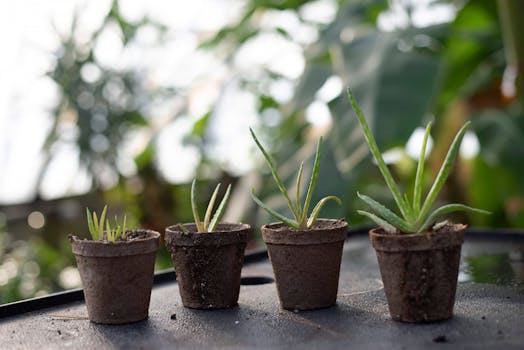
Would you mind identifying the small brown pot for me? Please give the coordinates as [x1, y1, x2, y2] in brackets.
[261, 219, 348, 311]
[165, 223, 250, 309]
[370, 223, 466, 323]
[70, 230, 160, 324]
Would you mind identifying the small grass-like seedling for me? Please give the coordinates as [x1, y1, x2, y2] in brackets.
[86, 205, 127, 241]
[178, 179, 232, 234]
[348, 89, 489, 234]
[250, 128, 341, 230]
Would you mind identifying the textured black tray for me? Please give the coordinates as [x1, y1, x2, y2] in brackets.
[1, 228, 523, 350]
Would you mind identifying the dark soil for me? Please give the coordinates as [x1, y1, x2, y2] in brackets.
[68, 229, 156, 243]
[262, 219, 346, 233]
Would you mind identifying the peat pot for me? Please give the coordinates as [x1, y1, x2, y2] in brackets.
[165, 223, 250, 309]
[370, 223, 466, 323]
[69, 230, 160, 324]
[261, 219, 348, 310]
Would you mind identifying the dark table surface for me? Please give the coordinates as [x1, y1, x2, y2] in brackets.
[1, 230, 523, 349]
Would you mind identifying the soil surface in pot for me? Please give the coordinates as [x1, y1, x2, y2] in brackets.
[370, 223, 466, 323]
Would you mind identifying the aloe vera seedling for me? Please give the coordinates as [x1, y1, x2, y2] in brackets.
[250, 128, 341, 230]
[86, 205, 127, 241]
[179, 179, 232, 234]
[348, 89, 489, 234]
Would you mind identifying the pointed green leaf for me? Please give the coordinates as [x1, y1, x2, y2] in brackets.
[295, 161, 304, 218]
[106, 220, 112, 241]
[357, 192, 412, 232]
[208, 184, 232, 232]
[250, 128, 298, 221]
[413, 122, 432, 214]
[403, 193, 414, 219]
[93, 211, 99, 236]
[348, 89, 412, 220]
[306, 196, 341, 229]
[122, 215, 127, 239]
[417, 122, 470, 222]
[114, 216, 121, 240]
[417, 203, 491, 233]
[204, 183, 221, 231]
[191, 179, 204, 232]
[99, 205, 108, 239]
[301, 137, 323, 224]
[357, 210, 398, 234]
[86, 208, 98, 240]
[251, 190, 300, 229]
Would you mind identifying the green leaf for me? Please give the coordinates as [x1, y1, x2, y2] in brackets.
[106, 220, 112, 241]
[99, 205, 108, 239]
[357, 210, 398, 234]
[86, 208, 97, 240]
[347, 88, 412, 221]
[306, 196, 341, 229]
[191, 179, 204, 232]
[204, 183, 221, 231]
[417, 122, 470, 223]
[413, 122, 432, 214]
[122, 215, 127, 239]
[301, 137, 323, 224]
[251, 190, 300, 229]
[208, 184, 232, 232]
[418, 203, 491, 233]
[93, 211, 99, 236]
[191, 112, 211, 137]
[250, 128, 298, 221]
[357, 192, 412, 232]
[177, 223, 190, 234]
[295, 161, 304, 218]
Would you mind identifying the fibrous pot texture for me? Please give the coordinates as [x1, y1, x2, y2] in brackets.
[70, 230, 160, 324]
[261, 219, 347, 311]
[165, 223, 250, 309]
[370, 223, 466, 323]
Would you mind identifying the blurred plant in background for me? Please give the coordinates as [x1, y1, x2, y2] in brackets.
[0, 0, 522, 303]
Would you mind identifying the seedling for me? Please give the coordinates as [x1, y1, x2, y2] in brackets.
[347, 89, 489, 234]
[179, 179, 232, 234]
[250, 128, 341, 230]
[86, 205, 127, 241]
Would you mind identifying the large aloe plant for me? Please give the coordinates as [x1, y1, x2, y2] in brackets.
[348, 89, 489, 234]
[250, 128, 341, 230]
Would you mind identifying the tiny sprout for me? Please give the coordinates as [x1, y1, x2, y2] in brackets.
[187, 179, 231, 233]
[86, 205, 127, 241]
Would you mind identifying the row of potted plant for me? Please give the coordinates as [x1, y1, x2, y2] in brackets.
[69, 91, 488, 324]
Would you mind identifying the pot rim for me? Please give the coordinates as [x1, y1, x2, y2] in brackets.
[70, 229, 160, 257]
[369, 223, 467, 252]
[165, 222, 250, 247]
[165, 222, 251, 235]
[261, 218, 348, 246]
